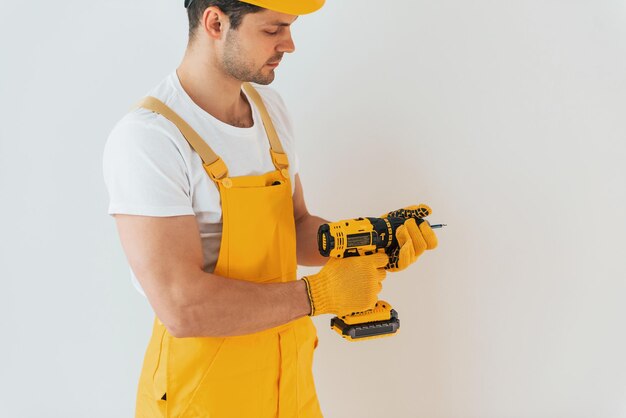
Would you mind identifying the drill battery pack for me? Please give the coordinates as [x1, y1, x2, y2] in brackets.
[330, 301, 400, 341]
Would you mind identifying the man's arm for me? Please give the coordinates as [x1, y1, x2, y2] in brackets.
[114, 214, 311, 338]
[292, 174, 329, 266]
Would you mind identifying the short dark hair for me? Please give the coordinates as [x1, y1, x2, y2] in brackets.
[187, 0, 263, 39]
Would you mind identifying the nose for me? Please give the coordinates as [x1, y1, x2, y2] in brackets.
[277, 31, 296, 54]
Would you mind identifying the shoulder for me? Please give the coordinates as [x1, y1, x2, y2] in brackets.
[105, 108, 186, 156]
[102, 109, 194, 199]
[103, 109, 194, 191]
[107, 72, 185, 143]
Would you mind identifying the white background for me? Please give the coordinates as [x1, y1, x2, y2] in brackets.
[1, 0, 625, 417]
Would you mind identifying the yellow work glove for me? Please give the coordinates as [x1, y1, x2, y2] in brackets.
[380, 204, 438, 272]
[301, 252, 389, 316]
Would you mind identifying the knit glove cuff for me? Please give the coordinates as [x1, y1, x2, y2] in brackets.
[302, 275, 333, 316]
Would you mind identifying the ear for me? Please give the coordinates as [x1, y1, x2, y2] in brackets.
[201, 6, 229, 40]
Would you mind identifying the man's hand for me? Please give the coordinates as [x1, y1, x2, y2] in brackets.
[302, 253, 389, 316]
[380, 204, 438, 272]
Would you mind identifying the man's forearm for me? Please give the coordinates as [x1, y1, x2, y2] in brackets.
[164, 270, 312, 338]
[296, 214, 330, 266]
[155, 212, 330, 339]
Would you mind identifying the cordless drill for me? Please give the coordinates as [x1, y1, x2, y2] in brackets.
[317, 206, 443, 341]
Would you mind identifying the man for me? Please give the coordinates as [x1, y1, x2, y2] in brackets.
[103, 1, 437, 416]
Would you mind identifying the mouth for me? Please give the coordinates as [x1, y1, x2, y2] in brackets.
[266, 59, 282, 68]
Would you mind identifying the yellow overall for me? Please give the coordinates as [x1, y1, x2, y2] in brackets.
[133, 83, 322, 418]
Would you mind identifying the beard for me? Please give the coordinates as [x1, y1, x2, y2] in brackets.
[222, 30, 280, 85]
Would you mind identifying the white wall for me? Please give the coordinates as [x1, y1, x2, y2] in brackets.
[1, 0, 625, 417]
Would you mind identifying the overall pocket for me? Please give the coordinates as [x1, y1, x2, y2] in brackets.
[178, 335, 280, 418]
[173, 337, 229, 418]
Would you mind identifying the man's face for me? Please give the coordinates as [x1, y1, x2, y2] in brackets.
[220, 10, 298, 85]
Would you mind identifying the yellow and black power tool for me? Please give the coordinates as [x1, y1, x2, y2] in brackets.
[317, 206, 444, 341]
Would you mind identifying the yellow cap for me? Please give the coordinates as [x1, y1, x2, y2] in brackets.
[240, 0, 325, 15]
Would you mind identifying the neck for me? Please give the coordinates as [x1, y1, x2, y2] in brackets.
[176, 46, 252, 127]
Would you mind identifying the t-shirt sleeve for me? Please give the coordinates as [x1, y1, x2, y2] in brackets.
[102, 118, 194, 217]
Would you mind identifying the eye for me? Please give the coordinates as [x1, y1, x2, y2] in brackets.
[264, 30, 279, 36]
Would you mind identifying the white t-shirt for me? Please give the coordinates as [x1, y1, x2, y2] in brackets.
[103, 71, 300, 296]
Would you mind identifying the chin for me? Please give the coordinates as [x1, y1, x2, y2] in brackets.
[250, 73, 275, 85]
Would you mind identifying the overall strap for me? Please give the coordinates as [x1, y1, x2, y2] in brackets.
[135, 97, 229, 182]
[242, 83, 290, 173]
